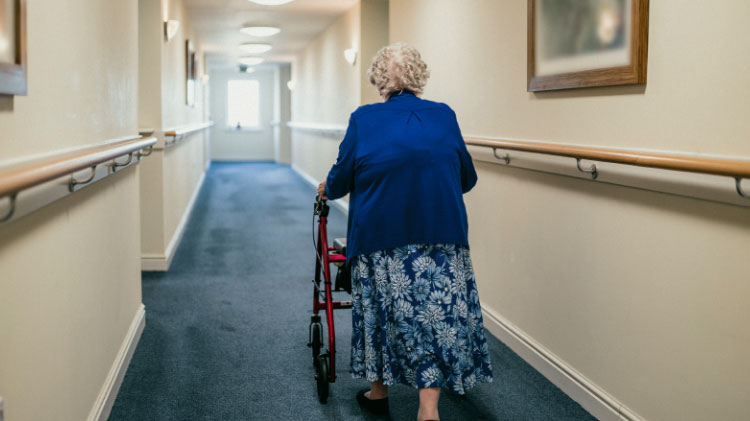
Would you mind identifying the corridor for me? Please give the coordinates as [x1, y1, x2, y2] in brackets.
[108, 163, 593, 420]
[1, 1, 749, 421]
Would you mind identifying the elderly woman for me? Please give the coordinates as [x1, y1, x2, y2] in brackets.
[317, 43, 492, 421]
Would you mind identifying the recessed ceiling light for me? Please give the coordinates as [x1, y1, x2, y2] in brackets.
[240, 43, 272, 54]
[240, 26, 281, 37]
[248, 0, 294, 6]
[239, 57, 265, 66]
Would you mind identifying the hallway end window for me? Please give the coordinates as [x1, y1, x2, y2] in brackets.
[227, 80, 260, 129]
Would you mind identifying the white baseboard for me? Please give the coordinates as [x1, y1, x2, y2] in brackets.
[291, 164, 349, 214]
[480, 305, 644, 421]
[88, 304, 146, 421]
[141, 171, 206, 271]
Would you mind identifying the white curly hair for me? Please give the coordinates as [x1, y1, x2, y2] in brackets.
[367, 42, 430, 99]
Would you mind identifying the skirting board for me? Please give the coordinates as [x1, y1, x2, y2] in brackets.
[141, 171, 206, 271]
[480, 305, 644, 421]
[87, 303, 146, 421]
[291, 164, 349, 214]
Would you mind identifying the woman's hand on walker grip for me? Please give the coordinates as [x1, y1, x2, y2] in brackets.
[318, 181, 328, 200]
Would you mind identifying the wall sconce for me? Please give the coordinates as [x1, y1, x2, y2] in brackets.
[344, 48, 357, 66]
[164, 20, 180, 42]
[287, 80, 296, 90]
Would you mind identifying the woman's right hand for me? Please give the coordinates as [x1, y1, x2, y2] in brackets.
[318, 181, 328, 200]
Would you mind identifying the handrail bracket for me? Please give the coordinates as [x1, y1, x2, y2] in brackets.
[69, 165, 98, 192]
[137, 145, 154, 158]
[576, 158, 598, 179]
[111, 153, 134, 171]
[736, 178, 749, 199]
[0, 193, 17, 223]
[492, 148, 511, 165]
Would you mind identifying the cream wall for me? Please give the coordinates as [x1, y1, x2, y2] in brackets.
[209, 68, 275, 161]
[162, 0, 205, 129]
[274, 64, 292, 164]
[139, 0, 208, 270]
[390, 1, 750, 420]
[0, 2, 142, 421]
[359, 0, 389, 105]
[291, 0, 388, 184]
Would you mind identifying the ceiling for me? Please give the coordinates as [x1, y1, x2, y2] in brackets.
[185, 0, 358, 70]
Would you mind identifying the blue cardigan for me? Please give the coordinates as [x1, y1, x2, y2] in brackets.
[325, 92, 477, 259]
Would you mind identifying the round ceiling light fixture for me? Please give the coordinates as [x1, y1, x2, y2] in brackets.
[247, 0, 295, 6]
[240, 26, 281, 37]
[239, 57, 265, 66]
[240, 43, 272, 54]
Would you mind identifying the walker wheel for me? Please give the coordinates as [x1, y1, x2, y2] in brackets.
[310, 322, 323, 361]
[314, 353, 330, 403]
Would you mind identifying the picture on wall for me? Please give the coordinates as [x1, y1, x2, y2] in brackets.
[186, 40, 196, 106]
[0, 0, 26, 95]
[527, 0, 649, 92]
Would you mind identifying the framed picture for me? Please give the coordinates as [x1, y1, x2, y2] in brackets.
[186, 40, 196, 106]
[0, 0, 27, 95]
[527, 0, 649, 92]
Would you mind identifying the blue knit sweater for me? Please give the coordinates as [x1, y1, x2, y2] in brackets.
[325, 92, 477, 259]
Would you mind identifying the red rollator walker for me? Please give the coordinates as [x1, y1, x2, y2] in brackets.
[308, 195, 352, 403]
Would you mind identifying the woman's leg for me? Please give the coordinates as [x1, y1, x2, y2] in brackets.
[417, 387, 440, 420]
[366, 379, 388, 399]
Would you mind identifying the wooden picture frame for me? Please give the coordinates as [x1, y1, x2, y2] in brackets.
[528, 0, 649, 92]
[0, 0, 27, 95]
[186, 40, 196, 106]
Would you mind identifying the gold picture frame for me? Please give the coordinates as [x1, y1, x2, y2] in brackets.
[528, 0, 649, 92]
[186, 40, 196, 106]
[0, 0, 27, 95]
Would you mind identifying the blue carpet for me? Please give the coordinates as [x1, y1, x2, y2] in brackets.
[109, 162, 596, 421]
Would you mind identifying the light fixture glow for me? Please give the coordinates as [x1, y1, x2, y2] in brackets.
[248, 0, 295, 5]
[287, 80, 295, 90]
[240, 26, 281, 37]
[244, 67, 256, 74]
[239, 43, 272, 54]
[344, 48, 358, 66]
[164, 20, 180, 42]
[239, 57, 265, 66]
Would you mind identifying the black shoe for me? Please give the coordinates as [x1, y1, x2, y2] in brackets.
[356, 389, 389, 416]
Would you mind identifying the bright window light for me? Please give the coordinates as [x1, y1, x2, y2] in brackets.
[227, 80, 260, 129]
[240, 26, 281, 37]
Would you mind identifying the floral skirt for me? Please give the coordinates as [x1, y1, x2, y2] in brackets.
[349, 243, 493, 394]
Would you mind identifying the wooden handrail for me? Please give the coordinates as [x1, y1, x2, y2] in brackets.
[464, 137, 750, 179]
[287, 121, 347, 135]
[0, 135, 157, 199]
[163, 121, 214, 137]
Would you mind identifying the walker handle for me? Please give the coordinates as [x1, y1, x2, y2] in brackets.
[314, 195, 330, 217]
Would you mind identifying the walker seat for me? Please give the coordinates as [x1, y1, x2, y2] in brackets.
[333, 238, 346, 255]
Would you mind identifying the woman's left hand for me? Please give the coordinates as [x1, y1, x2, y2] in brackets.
[318, 181, 328, 200]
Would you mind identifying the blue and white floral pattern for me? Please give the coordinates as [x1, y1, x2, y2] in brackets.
[350, 244, 493, 394]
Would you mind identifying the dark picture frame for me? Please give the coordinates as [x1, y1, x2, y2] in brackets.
[0, 0, 27, 95]
[527, 0, 649, 92]
[186, 40, 196, 106]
